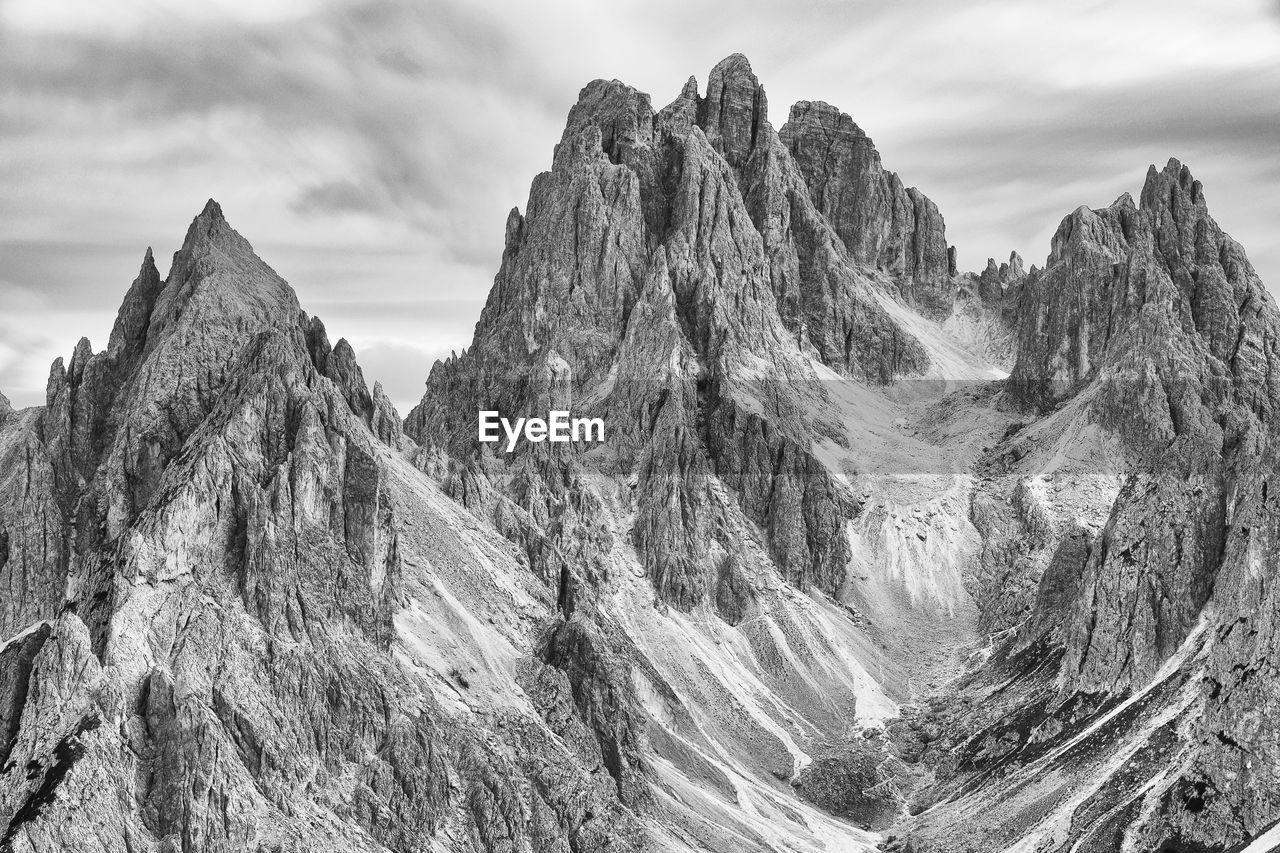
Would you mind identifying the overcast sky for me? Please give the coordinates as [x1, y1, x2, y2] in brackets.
[2, 0, 1279, 412]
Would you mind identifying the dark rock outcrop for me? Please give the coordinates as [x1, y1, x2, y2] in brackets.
[972, 250, 1028, 307]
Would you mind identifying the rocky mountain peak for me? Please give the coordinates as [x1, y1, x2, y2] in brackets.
[786, 99, 869, 142]
[557, 78, 654, 167]
[68, 336, 93, 378]
[1139, 157, 1217, 271]
[105, 246, 163, 362]
[179, 198, 239, 255]
[8, 197, 408, 653]
[1140, 156, 1203, 213]
[167, 198, 274, 279]
[146, 201, 300, 347]
[319, 333, 405, 448]
[780, 95, 954, 317]
[975, 250, 1028, 304]
[0, 189, 479, 852]
[409, 53, 965, 624]
[1012, 157, 1276, 414]
[656, 74, 700, 136]
[699, 53, 769, 169]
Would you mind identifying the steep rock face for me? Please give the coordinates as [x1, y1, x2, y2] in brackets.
[0, 412, 64, 640]
[897, 160, 1280, 853]
[28, 202, 305, 655]
[940, 251, 1026, 369]
[1, 245, 164, 647]
[697, 55, 931, 381]
[977, 251, 1027, 306]
[1186, 449, 1280, 848]
[1010, 160, 1277, 418]
[405, 106, 646, 450]
[407, 57, 894, 610]
[0, 205, 649, 853]
[1007, 197, 1136, 407]
[1005, 160, 1280, 696]
[307, 324, 405, 449]
[780, 100, 954, 318]
[698, 53, 767, 173]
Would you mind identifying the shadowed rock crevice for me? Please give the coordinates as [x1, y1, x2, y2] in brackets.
[1, 712, 101, 850]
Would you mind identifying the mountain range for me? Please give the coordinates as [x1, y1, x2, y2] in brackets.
[2, 54, 1278, 853]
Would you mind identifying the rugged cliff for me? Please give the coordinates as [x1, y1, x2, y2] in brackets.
[405, 55, 1280, 853]
[897, 159, 1280, 853]
[0, 205, 648, 853]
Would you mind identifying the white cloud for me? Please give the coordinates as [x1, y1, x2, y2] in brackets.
[2, 0, 1278, 408]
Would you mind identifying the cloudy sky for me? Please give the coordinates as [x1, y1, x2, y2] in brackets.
[2, 0, 1278, 411]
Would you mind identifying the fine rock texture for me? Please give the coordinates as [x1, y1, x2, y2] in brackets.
[781, 100, 954, 318]
[0, 204, 643, 853]
[406, 54, 943, 616]
[897, 160, 1280, 853]
[4, 56, 1280, 853]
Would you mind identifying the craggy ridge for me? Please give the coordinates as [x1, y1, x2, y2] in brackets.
[2, 53, 1278, 853]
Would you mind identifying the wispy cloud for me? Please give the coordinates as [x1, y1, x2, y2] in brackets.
[2, 0, 1278, 411]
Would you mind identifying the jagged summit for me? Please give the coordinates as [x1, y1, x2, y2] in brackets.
[166, 197, 273, 283]
[198, 196, 222, 217]
[786, 100, 870, 140]
[407, 53, 1040, 610]
[180, 197, 231, 249]
[105, 246, 163, 361]
[137, 201, 297, 363]
[699, 53, 768, 169]
[399, 55, 1280, 853]
[27, 199, 405, 558]
[712, 51, 753, 71]
[780, 99, 952, 313]
[1142, 156, 1202, 205]
[1010, 155, 1276, 416]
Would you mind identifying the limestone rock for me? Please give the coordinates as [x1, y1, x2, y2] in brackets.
[781, 100, 955, 318]
[698, 53, 768, 172]
[899, 160, 1280, 853]
[0, 202, 646, 853]
[976, 251, 1026, 305]
[406, 55, 946, 614]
